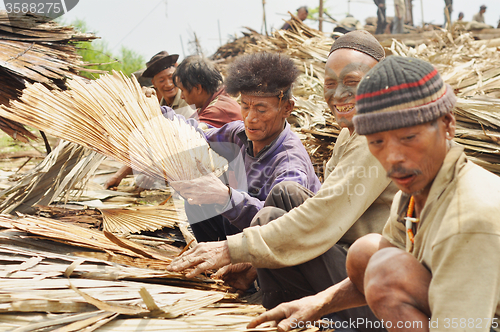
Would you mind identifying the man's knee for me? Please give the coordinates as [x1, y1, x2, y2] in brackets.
[264, 181, 313, 209]
[364, 248, 430, 312]
[346, 234, 386, 293]
[250, 206, 286, 227]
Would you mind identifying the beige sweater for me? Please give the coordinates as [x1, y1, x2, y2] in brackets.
[384, 143, 500, 331]
[160, 89, 193, 118]
[227, 128, 398, 268]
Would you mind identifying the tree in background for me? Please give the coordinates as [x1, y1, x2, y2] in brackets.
[306, 1, 337, 30]
[69, 19, 144, 79]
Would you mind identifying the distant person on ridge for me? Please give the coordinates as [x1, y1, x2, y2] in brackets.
[374, 0, 387, 34]
[472, 4, 487, 23]
[392, 0, 405, 34]
[281, 6, 308, 30]
[443, 0, 453, 27]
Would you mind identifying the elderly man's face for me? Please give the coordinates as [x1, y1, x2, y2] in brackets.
[240, 94, 293, 155]
[152, 67, 177, 101]
[365, 113, 456, 196]
[324, 49, 378, 131]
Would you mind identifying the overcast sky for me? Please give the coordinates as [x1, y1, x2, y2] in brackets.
[1, 0, 499, 62]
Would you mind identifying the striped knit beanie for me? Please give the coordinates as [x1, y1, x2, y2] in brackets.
[329, 30, 385, 61]
[353, 56, 456, 135]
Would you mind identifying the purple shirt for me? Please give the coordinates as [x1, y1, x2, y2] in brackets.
[161, 106, 321, 230]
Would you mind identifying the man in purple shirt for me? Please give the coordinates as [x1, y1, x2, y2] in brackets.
[164, 52, 320, 243]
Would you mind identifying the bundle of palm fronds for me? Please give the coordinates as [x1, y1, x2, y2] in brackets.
[0, 12, 96, 88]
[0, 71, 228, 183]
[100, 204, 187, 235]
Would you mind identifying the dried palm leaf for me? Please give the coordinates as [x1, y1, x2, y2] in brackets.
[99, 204, 187, 235]
[0, 12, 97, 142]
[0, 141, 105, 214]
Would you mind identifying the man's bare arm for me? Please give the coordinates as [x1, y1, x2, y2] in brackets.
[248, 278, 366, 332]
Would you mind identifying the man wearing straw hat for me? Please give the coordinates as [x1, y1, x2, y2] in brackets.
[169, 31, 398, 328]
[249, 56, 500, 332]
[141, 51, 193, 119]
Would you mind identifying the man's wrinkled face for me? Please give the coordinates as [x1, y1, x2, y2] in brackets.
[240, 94, 292, 152]
[324, 49, 378, 130]
[152, 67, 177, 100]
[365, 114, 455, 196]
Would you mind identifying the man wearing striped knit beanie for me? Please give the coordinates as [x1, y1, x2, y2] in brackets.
[248, 56, 500, 332]
[345, 56, 500, 331]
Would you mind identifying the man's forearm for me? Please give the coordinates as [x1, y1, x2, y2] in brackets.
[315, 278, 367, 317]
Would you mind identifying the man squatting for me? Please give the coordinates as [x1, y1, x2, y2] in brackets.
[248, 56, 500, 332]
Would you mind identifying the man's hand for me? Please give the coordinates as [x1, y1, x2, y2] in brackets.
[247, 294, 326, 332]
[142, 86, 156, 98]
[104, 166, 133, 189]
[167, 240, 231, 278]
[104, 175, 122, 190]
[170, 173, 230, 206]
[212, 263, 257, 295]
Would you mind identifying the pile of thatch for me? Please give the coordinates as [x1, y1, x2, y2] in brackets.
[0, 12, 96, 142]
[0, 141, 105, 214]
[212, 17, 500, 178]
[211, 28, 264, 64]
[0, 215, 317, 331]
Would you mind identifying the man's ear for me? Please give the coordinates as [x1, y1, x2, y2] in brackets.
[441, 111, 456, 139]
[282, 99, 294, 118]
[194, 84, 203, 96]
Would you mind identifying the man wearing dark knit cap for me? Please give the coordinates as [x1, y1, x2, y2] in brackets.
[250, 56, 500, 332]
[169, 31, 398, 330]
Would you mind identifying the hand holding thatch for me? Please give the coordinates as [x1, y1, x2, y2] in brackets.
[212, 263, 257, 295]
[141, 86, 156, 98]
[167, 241, 231, 277]
[170, 173, 230, 206]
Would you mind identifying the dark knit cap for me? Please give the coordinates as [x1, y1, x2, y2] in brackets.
[353, 56, 456, 135]
[329, 30, 385, 61]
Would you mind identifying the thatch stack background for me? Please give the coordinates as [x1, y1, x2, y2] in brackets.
[0, 12, 96, 142]
[212, 17, 500, 179]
